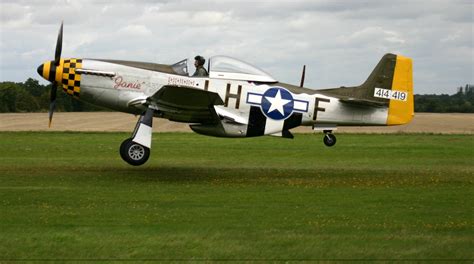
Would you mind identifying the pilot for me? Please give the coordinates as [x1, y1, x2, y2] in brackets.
[193, 55, 208, 77]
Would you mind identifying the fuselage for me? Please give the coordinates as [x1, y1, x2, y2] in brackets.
[37, 57, 389, 136]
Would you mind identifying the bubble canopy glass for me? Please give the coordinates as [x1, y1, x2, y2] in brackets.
[208, 55, 277, 82]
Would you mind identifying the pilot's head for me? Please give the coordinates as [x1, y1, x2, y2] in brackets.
[194, 55, 205, 67]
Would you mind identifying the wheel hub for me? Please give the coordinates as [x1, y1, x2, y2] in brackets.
[129, 144, 145, 160]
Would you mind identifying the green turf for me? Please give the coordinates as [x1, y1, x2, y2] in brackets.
[0, 132, 472, 261]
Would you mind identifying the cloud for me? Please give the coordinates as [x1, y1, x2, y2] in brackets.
[0, 3, 32, 28]
[119, 25, 152, 36]
[0, 0, 472, 94]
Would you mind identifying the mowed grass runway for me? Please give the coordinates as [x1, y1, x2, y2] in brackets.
[0, 132, 472, 261]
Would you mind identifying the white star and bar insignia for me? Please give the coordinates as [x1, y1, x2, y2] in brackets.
[246, 87, 309, 120]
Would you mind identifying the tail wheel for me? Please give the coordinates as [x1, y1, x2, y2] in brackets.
[323, 133, 336, 147]
[120, 138, 150, 166]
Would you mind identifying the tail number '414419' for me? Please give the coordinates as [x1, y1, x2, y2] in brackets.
[374, 88, 407, 101]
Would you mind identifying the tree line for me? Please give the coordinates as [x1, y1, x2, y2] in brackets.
[0, 78, 104, 112]
[414, 92, 473, 113]
[0, 78, 473, 113]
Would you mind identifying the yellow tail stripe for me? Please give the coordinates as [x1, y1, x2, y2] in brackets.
[387, 55, 414, 125]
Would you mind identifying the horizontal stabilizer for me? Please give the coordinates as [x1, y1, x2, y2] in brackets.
[338, 97, 386, 107]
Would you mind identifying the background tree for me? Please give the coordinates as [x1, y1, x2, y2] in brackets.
[1, 78, 473, 113]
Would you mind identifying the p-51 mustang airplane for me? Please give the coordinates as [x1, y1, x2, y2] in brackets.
[37, 23, 414, 166]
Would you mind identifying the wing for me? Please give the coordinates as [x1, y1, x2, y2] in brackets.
[147, 85, 300, 138]
[148, 85, 224, 124]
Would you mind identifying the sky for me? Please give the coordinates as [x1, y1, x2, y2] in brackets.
[0, 0, 472, 94]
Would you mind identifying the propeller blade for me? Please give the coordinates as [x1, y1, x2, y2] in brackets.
[49, 21, 63, 127]
[48, 83, 57, 128]
[54, 21, 63, 66]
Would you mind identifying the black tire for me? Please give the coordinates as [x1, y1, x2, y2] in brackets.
[323, 133, 337, 147]
[120, 138, 131, 161]
[120, 138, 150, 166]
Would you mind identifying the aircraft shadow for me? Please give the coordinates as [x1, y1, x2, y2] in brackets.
[108, 165, 309, 184]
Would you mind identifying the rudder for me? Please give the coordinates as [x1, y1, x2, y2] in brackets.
[386, 55, 414, 125]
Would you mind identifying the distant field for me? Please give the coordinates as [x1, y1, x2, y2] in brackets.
[1, 112, 473, 134]
[0, 132, 472, 261]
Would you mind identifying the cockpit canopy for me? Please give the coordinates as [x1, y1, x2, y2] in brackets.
[209, 56, 276, 82]
[170, 56, 277, 82]
[170, 59, 189, 76]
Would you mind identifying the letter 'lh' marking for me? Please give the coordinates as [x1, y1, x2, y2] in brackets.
[224, 84, 242, 109]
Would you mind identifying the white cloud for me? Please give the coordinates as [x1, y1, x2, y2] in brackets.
[119, 25, 152, 36]
[0, 0, 472, 94]
[0, 3, 32, 28]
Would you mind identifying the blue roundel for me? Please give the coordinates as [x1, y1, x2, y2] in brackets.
[261, 87, 294, 120]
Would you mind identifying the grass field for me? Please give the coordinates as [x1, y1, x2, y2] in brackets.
[0, 132, 472, 261]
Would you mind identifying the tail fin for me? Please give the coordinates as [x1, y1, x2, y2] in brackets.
[359, 53, 398, 98]
[322, 53, 414, 125]
[361, 53, 414, 125]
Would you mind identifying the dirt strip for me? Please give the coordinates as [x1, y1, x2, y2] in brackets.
[0, 112, 473, 134]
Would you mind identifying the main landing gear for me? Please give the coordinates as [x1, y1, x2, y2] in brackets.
[323, 130, 336, 147]
[120, 108, 154, 166]
[120, 138, 150, 166]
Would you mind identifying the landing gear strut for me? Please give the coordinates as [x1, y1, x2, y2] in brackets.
[323, 130, 336, 147]
[120, 108, 154, 166]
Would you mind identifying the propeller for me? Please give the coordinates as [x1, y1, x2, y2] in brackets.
[48, 22, 63, 127]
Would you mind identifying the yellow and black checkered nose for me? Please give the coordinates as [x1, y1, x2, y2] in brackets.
[36, 58, 82, 97]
